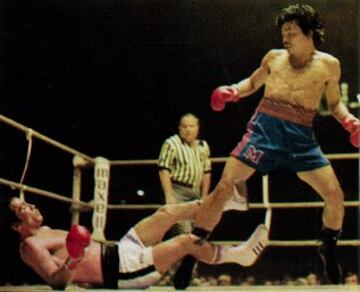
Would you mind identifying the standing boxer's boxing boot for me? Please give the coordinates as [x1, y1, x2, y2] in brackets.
[318, 227, 342, 284]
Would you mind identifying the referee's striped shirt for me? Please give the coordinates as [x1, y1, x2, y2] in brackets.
[158, 134, 211, 191]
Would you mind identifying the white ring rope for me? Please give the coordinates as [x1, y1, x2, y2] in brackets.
[214, 239, 360, 247]
[18, 129, 34, 201]
[0, 114, 94, 163]
[19, 128, 33, 186]
[105, 201, 360, 210]
[0, 177, 91, 208]
[109, 152, 360, 166]
[211, 153, 360, 162]
[2, 176, 359, 210]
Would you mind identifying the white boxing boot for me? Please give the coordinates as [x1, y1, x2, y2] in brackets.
[215, 224, 269, 267]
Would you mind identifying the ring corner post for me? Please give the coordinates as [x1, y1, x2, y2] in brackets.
[91, 157, 110, 242]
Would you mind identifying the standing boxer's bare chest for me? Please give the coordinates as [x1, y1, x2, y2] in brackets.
[266, 56, 328, 107]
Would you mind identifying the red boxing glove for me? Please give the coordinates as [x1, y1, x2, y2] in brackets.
[211, 86, 240, 112]
[65, 224, 91, 269]
[350, 128, 359, 147]
[342, 116, 360, 147]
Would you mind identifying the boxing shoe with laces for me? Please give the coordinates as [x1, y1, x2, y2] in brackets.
[223, 180, 249, 212]
[216, 224, 269, 266]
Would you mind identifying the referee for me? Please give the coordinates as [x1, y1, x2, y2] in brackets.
[158, 113, 211, 234]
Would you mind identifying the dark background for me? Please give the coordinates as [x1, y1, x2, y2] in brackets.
[0, 0, 359, 284]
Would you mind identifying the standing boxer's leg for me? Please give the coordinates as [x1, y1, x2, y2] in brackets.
[297, 166, 344, 284]
[173, 158, 255, 289]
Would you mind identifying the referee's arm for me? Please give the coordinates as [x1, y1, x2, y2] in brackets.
[159, 169, 176, 204]
[158, 141, 176, 204]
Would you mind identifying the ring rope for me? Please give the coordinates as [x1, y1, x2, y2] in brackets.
[214, 239, 360, 247]
[250, 201, 360, 208]
[106, 201, 360, 210]
[18, 129, 34, 201]
[1, 177, 359, 210]
[212, 153, 360, 162]
[19, 128, 33, 186]
[1, 178, 359, 210]
[109, 152, 360, 166]
[0, 177, 91, 208]
[1, 112, 357, 168]
[71, 165, 82, 224]
[105, 239, 360, 247]
[262, 175, 272, 231]
[0, 114, 94, 163]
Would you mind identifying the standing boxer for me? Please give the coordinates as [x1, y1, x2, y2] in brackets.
[174, 4, 359, 288]
[7, 197, 268, 289]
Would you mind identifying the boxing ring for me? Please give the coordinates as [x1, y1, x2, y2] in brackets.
[0, 113, 359, 291]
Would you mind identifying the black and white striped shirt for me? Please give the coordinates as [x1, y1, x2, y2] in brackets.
[158, 134, 211, 191]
